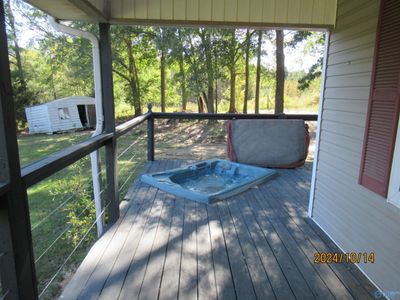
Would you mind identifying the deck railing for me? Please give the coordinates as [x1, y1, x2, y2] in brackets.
[0, 103, 317, 298]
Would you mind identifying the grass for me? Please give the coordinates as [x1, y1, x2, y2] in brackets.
[18, 131, 91, 166]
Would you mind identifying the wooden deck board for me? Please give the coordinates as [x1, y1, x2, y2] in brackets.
[178, 200, 198, 300]
[62, 160, 377, 300]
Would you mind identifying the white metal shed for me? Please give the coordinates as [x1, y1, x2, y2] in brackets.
[25, 96, 96, 134]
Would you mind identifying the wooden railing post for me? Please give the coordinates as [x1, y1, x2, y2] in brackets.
[99, 23, 119, 224]
[147, 104, 155, 161]
[0, 0, 37, 298]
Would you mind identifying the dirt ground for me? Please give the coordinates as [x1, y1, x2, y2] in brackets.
[154, 119, 317, 162]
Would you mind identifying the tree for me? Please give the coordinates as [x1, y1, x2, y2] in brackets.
[112, 26, 150, 116]
[198, 28, 215, 113]
[182, 29, 208, 110]
[290, 32, 325, 90]
[243, 29, 250, 114]
[218, 29, 245, 113]
[153, 27, 174, 112]
[242, 29, 256, 114]
[275, 30, 285, 114]
[5, 0, 36, 124]
[173, 29, 187, 111]
[228, 30, 238, 113]
[254, 30, 263, 114]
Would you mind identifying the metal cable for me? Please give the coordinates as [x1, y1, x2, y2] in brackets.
[118, 151, 139, 175]
[119, 162, 143, 193]
[117, 138, 141, 159]
[34, 188, 106, 264]
[31, 193, 77, 231]
[38, 201, 110, 299]
[0, 289, 9, 300]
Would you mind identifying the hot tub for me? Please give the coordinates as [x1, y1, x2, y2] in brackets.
[141, 159, 277, 204]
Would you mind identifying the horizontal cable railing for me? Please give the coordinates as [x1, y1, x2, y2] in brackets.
[26, 153, 109, 299]
[116, 119, 147, 201]
[38, 199, 111, 298]
[0, 289, 9, 300]
[14, 113, 150, 298]
[1, 107, 319, 299]
[30, 193, 78, 231]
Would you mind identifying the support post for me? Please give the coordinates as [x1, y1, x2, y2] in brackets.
[147, 104, 154, 161]
[0, 0, 37, 298]
[99, 23, 119, 224]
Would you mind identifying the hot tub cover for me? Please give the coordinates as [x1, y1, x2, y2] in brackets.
[227, 119, 309, 168]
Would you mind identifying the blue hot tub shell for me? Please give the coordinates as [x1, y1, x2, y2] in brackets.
[141, 159, 278, 204]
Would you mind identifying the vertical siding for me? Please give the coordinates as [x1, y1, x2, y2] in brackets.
[147, 0, 160, 19]
[25, 105, 52, 134]
[109, 0, 337, 26]
[173, 0, 186, 20]
[313, 0, 400, 293]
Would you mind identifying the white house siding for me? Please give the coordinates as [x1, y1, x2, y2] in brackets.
[312, 0, 400, 295]
[25, 105, 52, 134]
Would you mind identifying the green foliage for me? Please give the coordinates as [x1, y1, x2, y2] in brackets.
[49, 159, 96, 247]
[298, 57, 323, 90]
[286, 31, 325, 91]
[7, 1, 324, 125]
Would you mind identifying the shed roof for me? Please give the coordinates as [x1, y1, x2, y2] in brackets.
[25, 0, 337, 29]
[25, 96, 95, 109]
[48, 96, 95, 104]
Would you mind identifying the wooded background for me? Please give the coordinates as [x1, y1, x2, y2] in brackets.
[5, 0, 324, 128]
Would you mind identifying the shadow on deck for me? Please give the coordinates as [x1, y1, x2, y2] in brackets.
[60, 160, 376, 300]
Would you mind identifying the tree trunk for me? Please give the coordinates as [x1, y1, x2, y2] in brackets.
[5, 0, 26, 89]
[202, 30, 214, 113]
[207, 85, 214, 113]
[243, 29, 250, 114]
[178, 51, 186, 111]
[255, 30, 262, 114]
[177, 29, 187, 111]
[229, 67, 236, 113]
[160, 49, 166, 112]
[275, 30, 285, 114]
[126, 38, 142, 116]
[198, 92, 207, 113]
[215, 79, 218, 113]
[228, 30, 237, 113]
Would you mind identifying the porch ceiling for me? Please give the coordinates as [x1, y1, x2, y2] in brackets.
[25, 0, 337, 29]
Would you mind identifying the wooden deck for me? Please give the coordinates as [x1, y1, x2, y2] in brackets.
[61, 160, 376, 300]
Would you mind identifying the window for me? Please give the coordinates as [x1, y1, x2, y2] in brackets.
[58, 108, 70, 120]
